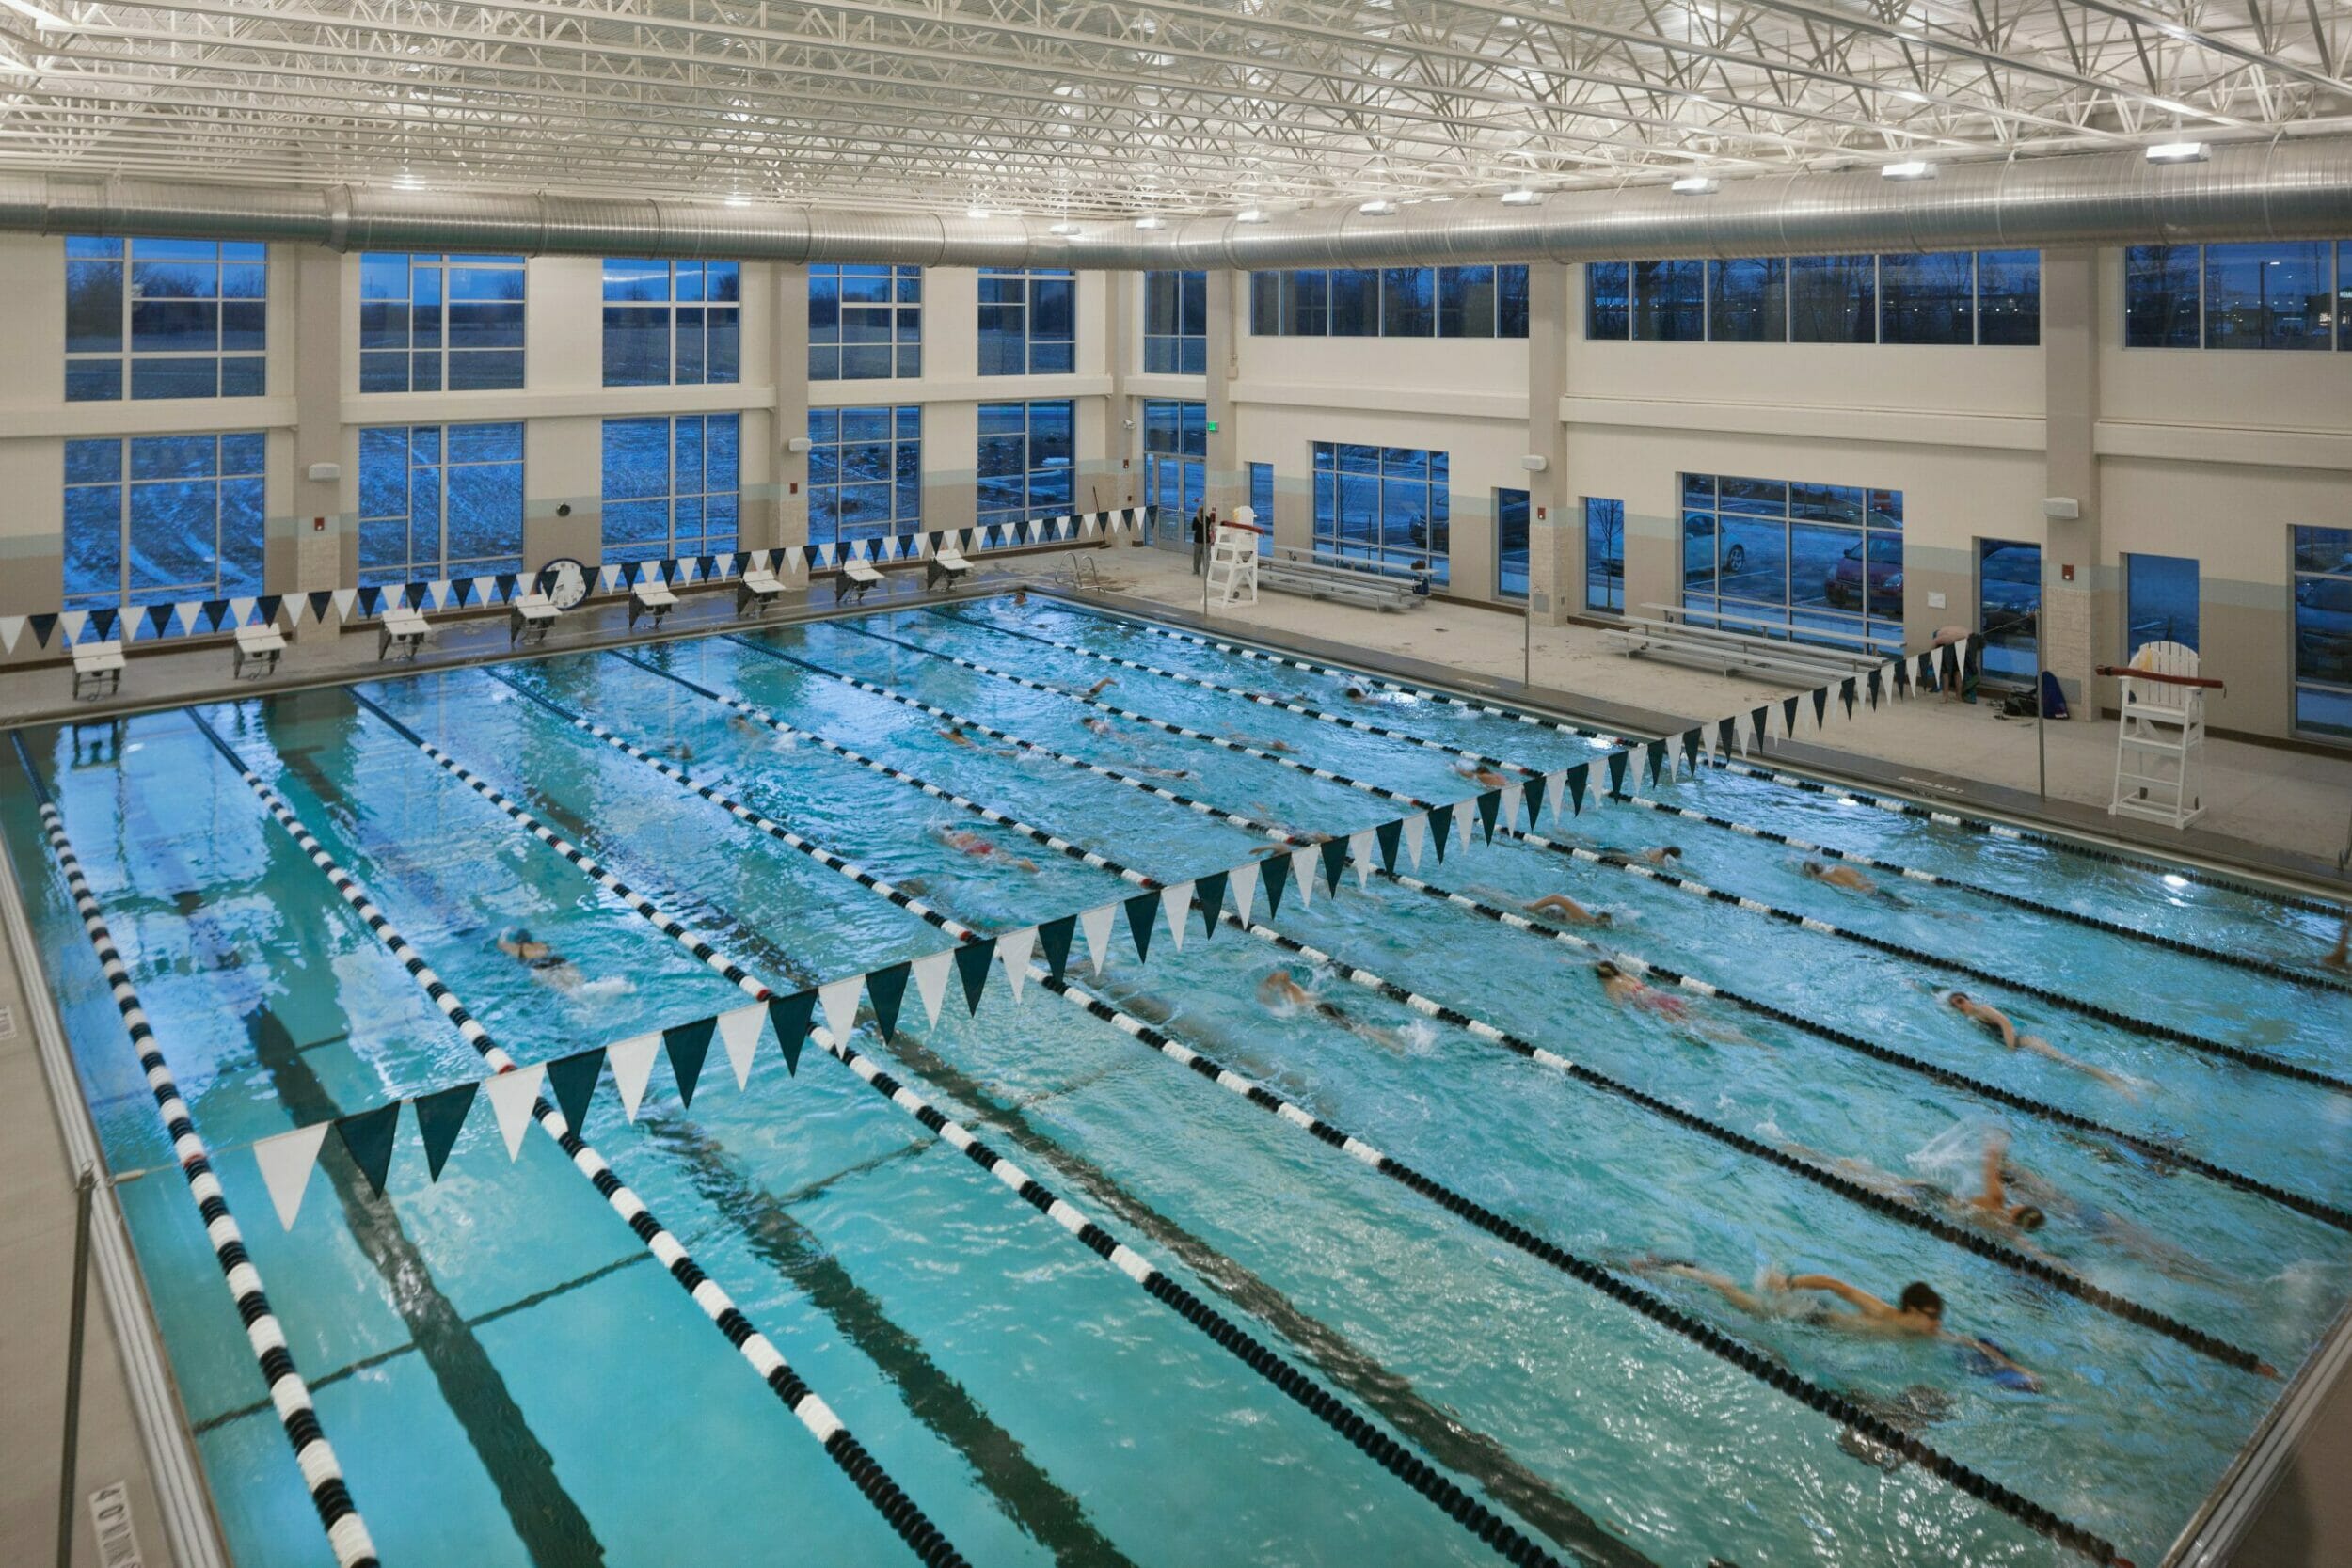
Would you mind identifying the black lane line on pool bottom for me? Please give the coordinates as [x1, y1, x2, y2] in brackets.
[184, 708, 973, 1568]
[509, 671, 2122, 1568]
[11, 737, 382, 1568]
[379, 677, 1581, 1568]
[818, 623, 2347, 1098]
[741, 640, 2352, 1239]
[637, 657, 2269, 1374]
[1111, 612, 2347, 921]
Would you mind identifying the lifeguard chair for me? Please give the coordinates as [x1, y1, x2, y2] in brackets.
[2108, 641, 2212, 829]
[1206, 506, 1263, 608]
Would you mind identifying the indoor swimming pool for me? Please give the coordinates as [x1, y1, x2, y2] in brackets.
[5, 594, 2348, 1568]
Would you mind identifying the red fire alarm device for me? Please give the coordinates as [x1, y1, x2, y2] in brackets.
[1535, 506, 1547, 520]
[2061, 562, 2074, 582]
[789, 482, 799, 495]
[312, 516, 326, 531]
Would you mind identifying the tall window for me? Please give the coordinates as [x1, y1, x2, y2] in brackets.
[1252, 267, 1528, 338]
[1311, 443, 1450, 585]
[360, 254, 526, 392]
[807, 406, 919, 548]
[63, 434, 265, 616]
[1589, 252, 2038, 345]
[1248, 462, 1275, 556]
[1495, 488, 1530, 600]
[65, 238, 266, 402]
[357, 422, 524, 585]
[2124, 554, 2201, 657]
[809, 264, 922, 380]
[1977, 539, 2042, 688]
[1142, 399, 1205, 538]
[601, 415, 739, 563]
[978, 269, 1075, 375]
[602, 261, 739, 387]
[2293, 527, 2352, 741]
[977, 400, 1073, 528]
[1144, 271, 1207, 373]
[1585, 498, 1626, 612]
[1681, 473, 1904, 653]
[1630, 260, 1705, 341]
[1788, 256, 1878, 343]
[2125, 242, 2346, 349]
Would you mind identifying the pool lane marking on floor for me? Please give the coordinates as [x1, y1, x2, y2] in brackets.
[829, 624, 2343, 1097]
[736, 640, 2352, 1238]
[183, 709, 974, 1568]
[492, 673, 2125, 1568]
[619, 656, 2273, 1372]
[1105, 610, 2348, 921]
[11, 737, 382, 1568]
[367, 678, 1585, 1568]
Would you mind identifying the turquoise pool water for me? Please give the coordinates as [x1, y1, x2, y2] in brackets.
[4, 594, 2347, 1568]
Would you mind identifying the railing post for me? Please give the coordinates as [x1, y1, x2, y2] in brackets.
[56, 1164, 95, 1568]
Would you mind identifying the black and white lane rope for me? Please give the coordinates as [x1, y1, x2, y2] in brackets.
[12, 737, 381, 1568]
[519, 667, 2123, 1566]
[182, 708, 971, 1568]
[726, 643, 2352, 1238]
[608, 656, 2275, 1375]
[401, 674, 1581, 1568]
[914, 608, 1545, 776]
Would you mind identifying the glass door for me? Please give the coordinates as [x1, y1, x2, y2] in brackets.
[1976, 537, 2042, 688]
[1495, 488, 1530, 600]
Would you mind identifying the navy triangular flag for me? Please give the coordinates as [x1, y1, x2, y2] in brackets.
[1645, 738, 1667, 786]
[766, 990, 816, 1074]
[1838, 677, 1857, 718]
[495, 573, 519, 601]
[413, 1083, 477, 1181]
[256, 594, 282, 625]
[1123, 890, 1159, 961]
[1194, 870, 1228, 936]
[1260, 850, 1292, 916]
[357, 585, 384, 617]
[90, 607, 118, 641]
[954, 941, 993, 1014]
[1471, 789, 1499, 844]
[334, 1101, 402, 1196]
[1893, 659, 1911, 697]
[1866, 668, 1883, 708]
[1522, 780, 1545, 832]
[1374, 818, 1403, 874]
[200, 598, 230, 632]
[448, 578, 477, 608]
[1606, 749, 1629, 798]
[1565, 762, 1589, 816]
[1680, 729, 1702, 775]
[1811, 686, 1829, 728]
[1781, 694, 1801, 735]
[1751, 705, 1770, 751]
[1038, 914, 1077, 981]
[1318, 835, 1350, 891]
[547, 1048, 606, 1132]
[145, 603, 175, 638]
[866, 960, 912, 1041]
[403, 580, 430, 610]
[1717, 718, 1737, 757]
[307, 590, 334, 624]
[28, 613, 56, 648]
[662, 1017, 716, 1109]
[1427, 803, 1453, 862]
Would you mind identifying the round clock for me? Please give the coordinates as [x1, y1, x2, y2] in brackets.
[534, 557, 592, 611]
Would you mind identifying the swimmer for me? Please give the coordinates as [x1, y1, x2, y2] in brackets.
[1595, 960, 1758, 1046]
[1529, 893, 1613, 927]
[727, 712, 763, 737]
[2324, 909, 2350, 972]
[496, 927, 584, 993]
[1259, 965, 1407, 1052]
[1084, 717, 1115, 736]
[1083, 676, 1117, 698]
[1136, 765, 1194, 781]
[1645, 1263, 2040, 1389]
[1225, 730, 1294, 752]
[1455, 761, 1510, 790]
[1944, 991, 2142, 1098]
[1598, 845, 1683, 868]
[939, 726, 977, 748]
[1011, 586, 1028, 608]
[937, 828, 1039, 874]
[1340, 685, 1413, 708]
[669, 741, 695, 764]
[1783, 1132, 2045, 1236]
[1801, 859, 1911, 908]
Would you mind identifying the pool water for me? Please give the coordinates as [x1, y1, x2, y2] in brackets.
[4, 594, 2346, 1568]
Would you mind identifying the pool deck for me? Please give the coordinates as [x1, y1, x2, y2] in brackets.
[0, 542, 2345, 1568]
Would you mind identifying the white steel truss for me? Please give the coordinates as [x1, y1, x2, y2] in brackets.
[0, 0, 2345, 214]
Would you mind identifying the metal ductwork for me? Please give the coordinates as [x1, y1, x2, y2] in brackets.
[3, 138, 2350, 267]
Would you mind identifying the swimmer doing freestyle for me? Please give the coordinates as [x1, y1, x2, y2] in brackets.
[497, 927, 585, 993]
[1945, 991, 2142, 1098]
[936, 827, 1038, 874]
[1259, 967, 1407, 1052]
[1800, 859, 1910, 907]
[1592, 960, 1756, 1046]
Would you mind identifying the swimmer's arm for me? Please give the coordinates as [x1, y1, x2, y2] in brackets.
[1955, 1335, 2042, 1389]
[1978, 1140, 2009, 1209]
[1784, 1274, 1892, 1316]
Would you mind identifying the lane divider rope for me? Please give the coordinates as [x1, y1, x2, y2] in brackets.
[183, 706, 972, 1568]
[12, 737, 382, 1568]
[735, 639, 2352, 1237]
[432, 671, 1583, 1568]
[609, 655, 2273, 1373]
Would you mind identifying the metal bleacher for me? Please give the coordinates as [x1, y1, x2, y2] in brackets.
[1608, 601, 1888, 684]
[1257, 546, 1429, 612]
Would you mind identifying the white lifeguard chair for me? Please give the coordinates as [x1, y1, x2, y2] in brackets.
[1206, 507, 1262, 609]
[2109, 641, 2210, 829]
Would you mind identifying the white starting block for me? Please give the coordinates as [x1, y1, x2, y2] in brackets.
[628, 577, 678, 630]
[232, 622, 286, 680]
[834, 557, 885, 604]
[72, 638, 125, 701]
[508, 590, 560, 647]
[735, 566, 784, 619]
[925, 546, 973, 594]
[376, 604, 429, 662]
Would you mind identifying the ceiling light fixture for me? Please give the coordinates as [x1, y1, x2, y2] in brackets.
[1881, 160, 1936, 180]
[394, 171, 425, 191]
[2145, 140, 2209, 163]
[1134, 215, 1167, 230]
[1047, 219, 1081, 235]
[1499, 187, 1538, 205]
[1235, 207, 1269, 223]
[723, 193, 751, 208]
[966, 205, 991, 219]
[1669, 176, 1719, 194]
[1359, 198, 1398, 214]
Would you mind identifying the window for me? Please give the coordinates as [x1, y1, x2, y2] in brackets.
[1977, 539, 2042, 688]
[1630, 260, 1704, 341]
[65, 238, 266, 402]
[976, 400, 1073, 528]
[1585, 262, 1629, 340]
[601, 415, 739, 563]
[978, 269, 1075, 375]
[1248, 462, 1274, 556]
[2121, 553, 2201, 659]
[1144, 270, 1207, 373]
[810, 264, 922, 381]
[1495, 488, 1530, 601]
[357, 422, 523, 586]
[1311, 443, 1449, 585]
[602, 261, 739, 387]
[1591, 251, 2036, 343]
[1681, 471, 1904, 653]
[1708, 259, 1786, 343]
[360, 254, 525, 392]
[1879, 252, 1974, 345]
[63, 434, 265, 617]
[1789, 256, 1878, 343]
[2294, 526, 2352, 741]
[1142, 399, 1205, 542]
[2127, 241, 2347, 349]
[1585, 498, 1626, 612]
[1976, 251, 2042, 346]
[1252, 267, 1530, 338]
[807, 406, 919, 549]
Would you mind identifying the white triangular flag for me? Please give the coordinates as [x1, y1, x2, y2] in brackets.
[0, 616, 23, 653]
[59, 610, 87, 644]
[331, 588, 357, 622]
[607, 1033, 661, 1121]
[599, 563, 623, 591]
[1546, 770, 1568, 824]
[912, 949, 954, 1026]
[473, 575, 499, 606]
[1026, 517, 1043, 541]
[1402, 812, 1427, 870]
[1080, 903, 1118, 976]
[717, 1004, 766, 1089]
[818, 976, 865, 1045]
[1499, 783, 1524, 838]
[1158, 882, 1194, 953]
[1230, 861, 1260, 927]
[175, 601, 207, 636]
[1289, 845, 1318, 908]
[996, 927, 1037, 1003]
[786, 546, 805, 575]
[254, 1122, 330, 1230]
[228, 596, 256, 626]
[485, 1065, 547, 1159]
[1347, 830, 1375, 890]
